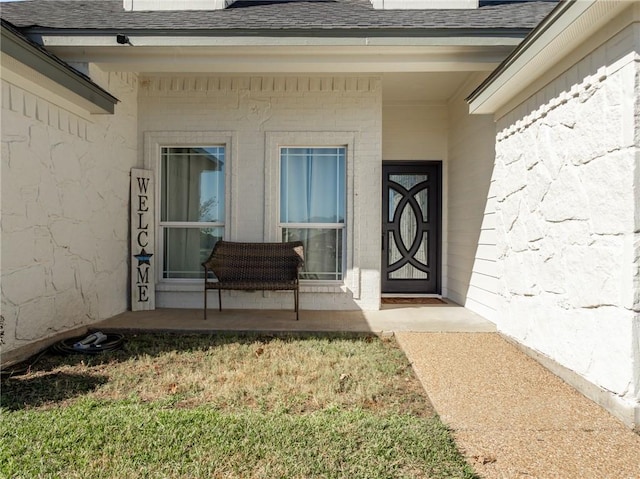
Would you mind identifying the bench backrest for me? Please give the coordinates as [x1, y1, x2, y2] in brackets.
[203, 241, 304, 283]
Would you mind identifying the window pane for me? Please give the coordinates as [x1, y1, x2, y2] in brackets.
[414, 188, 429, 222]
[389, 187, 402, 222]
[280, 147, 345, 223]
[163, 227, 224, 279]
[389, 174, 428, 190]
[388, 231, 428, 276]
[389, 263, 429, 280]
[283, 228, 343, 280]
[162, 147, 225, 222]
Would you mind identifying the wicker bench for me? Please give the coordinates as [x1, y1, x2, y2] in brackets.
[202, 241, 305, 320]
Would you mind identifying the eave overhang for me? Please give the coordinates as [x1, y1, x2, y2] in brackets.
[1, 21, 119, 114]
[23, 27, 528, 74]
[467, 0, 633, 116]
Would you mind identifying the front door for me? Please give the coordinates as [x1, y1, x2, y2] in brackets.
[382, 162, 441, 294]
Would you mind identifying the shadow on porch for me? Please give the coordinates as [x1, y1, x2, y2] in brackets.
[94, 300, 496, 335]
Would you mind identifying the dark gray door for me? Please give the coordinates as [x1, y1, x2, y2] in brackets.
[382, 162, 441, 294]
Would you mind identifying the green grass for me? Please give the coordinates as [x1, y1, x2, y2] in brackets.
[1, 333, 478, 479]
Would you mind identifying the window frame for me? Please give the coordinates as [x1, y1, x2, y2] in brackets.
[278, 146, 347, 281]
[160, 145, 226, 280]
[264, 132, 356, 291]
[145, 131, 235, 285]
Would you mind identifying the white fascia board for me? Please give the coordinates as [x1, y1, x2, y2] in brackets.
[468, 0, 631, 115]
[37, 34, 523, 48]
[33, 32, 524, 73]
[35, 34, 521, 73]
[1, 26, 118, 113]
[41, 44, 515, 73]
[1, 52, 111, 115]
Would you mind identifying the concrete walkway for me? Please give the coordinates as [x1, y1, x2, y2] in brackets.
[397, 332, 640, 479]
[96, 305, 640, 478]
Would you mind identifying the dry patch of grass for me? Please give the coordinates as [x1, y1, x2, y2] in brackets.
[1, 333, 477, 479]
[2, 333, 430, 415]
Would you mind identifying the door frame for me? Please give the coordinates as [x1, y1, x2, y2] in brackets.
[381, 160, 442, 295]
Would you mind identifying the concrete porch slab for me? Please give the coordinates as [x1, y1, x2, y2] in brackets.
[94, 302, 496, 334]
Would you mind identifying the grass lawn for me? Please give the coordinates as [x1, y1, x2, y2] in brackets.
[1, 333, 478, 479]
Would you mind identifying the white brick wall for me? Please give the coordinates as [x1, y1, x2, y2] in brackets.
[494, 24, 640, 424]
[1, 67, 138, 355]
[139, 75, 382, 310]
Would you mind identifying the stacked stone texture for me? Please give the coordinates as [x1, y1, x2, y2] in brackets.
[494, 25, 640, 419]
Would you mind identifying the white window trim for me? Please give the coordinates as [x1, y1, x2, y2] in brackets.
[264, 132, 359, 297]
[282, 223, 345, 228]
[144, 131, 236, 286]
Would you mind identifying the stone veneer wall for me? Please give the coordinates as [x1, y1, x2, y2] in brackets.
[1, 66, 138, 356]
[139, 75, 382, 311]
[494, 24, 640, 425]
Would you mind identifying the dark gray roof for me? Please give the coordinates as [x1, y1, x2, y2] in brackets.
[1, 18, 118, 113]
[1, 0, 558, 35]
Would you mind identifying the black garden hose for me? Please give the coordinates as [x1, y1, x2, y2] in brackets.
[50, 332, 125, 355]
[1, 332, 125, 379]
[0, 349, 49, 378]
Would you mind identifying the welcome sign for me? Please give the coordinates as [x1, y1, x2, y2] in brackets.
[131, 168, 155, 310]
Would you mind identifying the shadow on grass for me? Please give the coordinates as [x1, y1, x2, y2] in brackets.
[1, 331, 381, 411]
[1, 332, 480, 479]
[4, 331, 377, 373]
[1, 372, 109, 410]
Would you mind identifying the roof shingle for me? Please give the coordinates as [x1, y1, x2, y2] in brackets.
[0, 0, 558, 34]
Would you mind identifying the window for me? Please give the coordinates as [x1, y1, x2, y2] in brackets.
[160, 146, 225, 279]
[280, 147, 345, 280]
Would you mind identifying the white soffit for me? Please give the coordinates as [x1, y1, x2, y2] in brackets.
[41, 46, 514, 73]
[468, 0, 632, 115]
[37, 35, 521, 48]
[36, 40, 519, 73]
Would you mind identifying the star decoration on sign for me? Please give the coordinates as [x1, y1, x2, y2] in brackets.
[134, 248, 154, 266]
